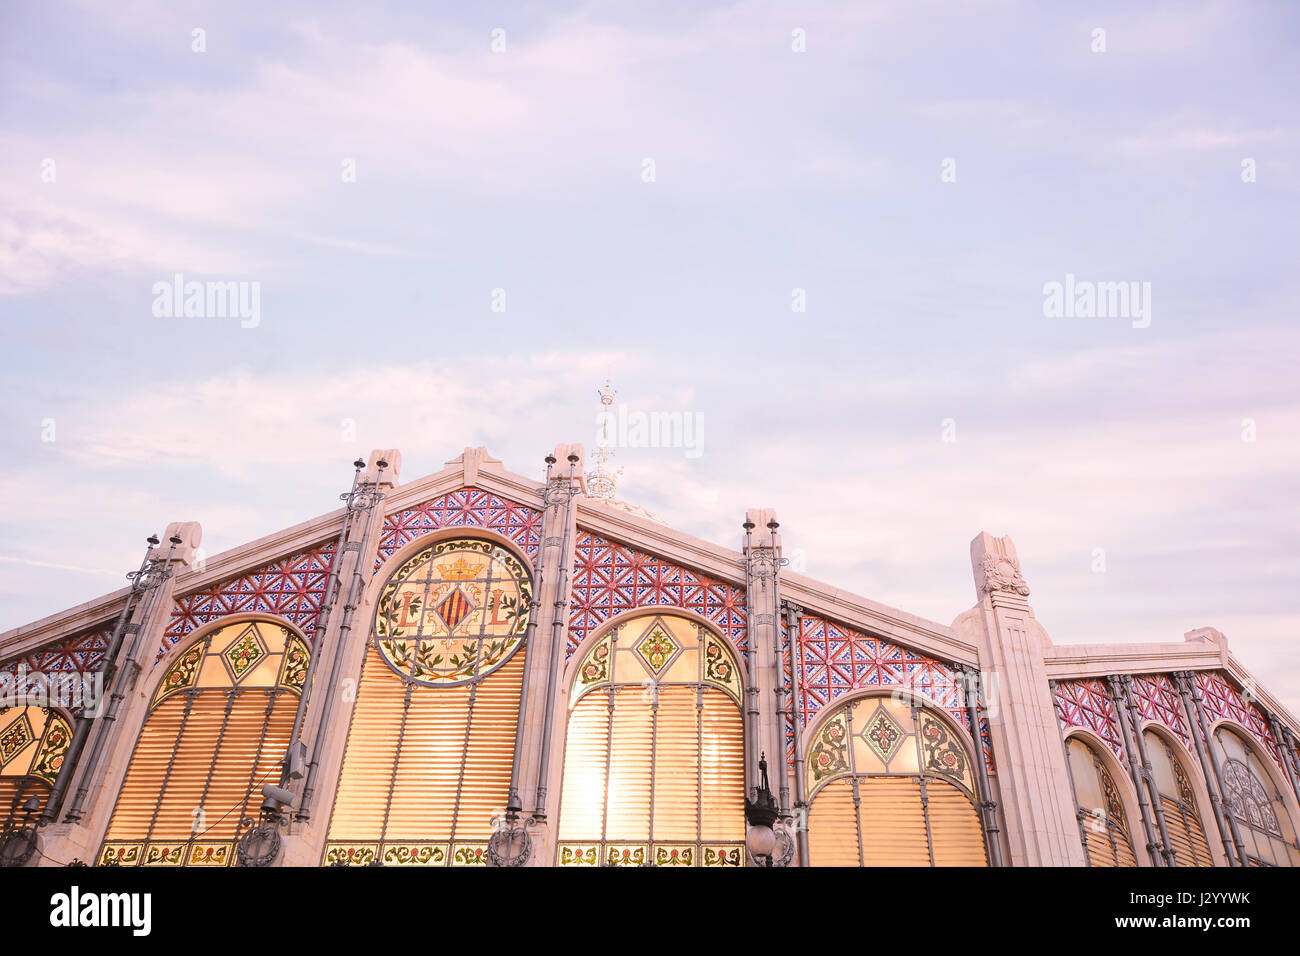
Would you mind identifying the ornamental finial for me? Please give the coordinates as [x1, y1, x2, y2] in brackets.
[587, 379, 622, 499]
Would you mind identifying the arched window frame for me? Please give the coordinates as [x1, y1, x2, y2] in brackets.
[1064, 730, 1141, 867]
[556, 610, 748, 867]
[1139, 723, 1217, 867]
[801, 688, 988, 866]
[322, 532, 535, 867]
[1212, 721, 1300, 867]
[0, 703, 74, 837]
[97, 615, 309, 867]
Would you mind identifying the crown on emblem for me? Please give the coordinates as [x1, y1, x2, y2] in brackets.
[436, 557, 484, 580]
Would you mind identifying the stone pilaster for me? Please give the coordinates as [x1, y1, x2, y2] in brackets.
[40, 522, 203, 866]
[279, 450, 397, 865]
[742, 509, 783, 804]
[965, 532, 1086, 866]
[524, 444, 584, 865]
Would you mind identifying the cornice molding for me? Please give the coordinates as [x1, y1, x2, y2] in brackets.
[780, 574, 977, 666]
[0, 589, 130, 664]
[1044, 639, 1227, 676]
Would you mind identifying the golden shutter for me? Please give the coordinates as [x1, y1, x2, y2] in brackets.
[456, 651, 524, 839]
[327, 647, 406, 840]
[105, 690, 288, 844]
[384, 680, 471, 841]
[106, 693, 218, 842]
[1114, 830, 1136, 866]
[0, 778, 50, 823]
[1083, 821, 1137, 867]
[858, 776, 931, 866]
[699, 688, 744, 841]
[327, 645, 524, 846]
[809, 775, 984, 866]
[1161, 795, 1212, 866]
[926, 777, 987, 866]
[606, 688, 653, 840]
[198, 691, 294, 840]
[105, 695, 188, 840]
[558, 695, 610, 841]
[808, 778, 862, 866]
[651, 687, 699, 841]
[154, 695, 228, 840]
[556, 617, 746, 862]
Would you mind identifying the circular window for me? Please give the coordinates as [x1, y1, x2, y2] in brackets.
[374, 538, 532, 685]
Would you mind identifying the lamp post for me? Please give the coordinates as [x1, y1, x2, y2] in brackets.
[745, 753, 780, 867]
[0, 789, 43, 867]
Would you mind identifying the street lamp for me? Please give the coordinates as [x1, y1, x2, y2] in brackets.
[745, 753, 780, 867]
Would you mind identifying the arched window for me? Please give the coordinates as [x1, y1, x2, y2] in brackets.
[99, 619, 308, 866]
[1, 705, 72, 829]
[805, 694, 986, 866]
[324, 537, 532, 866]
[1214, 726, 1300, 867]
[557, 613, 746, 866]
[1142, 730, 1211, 866]
[1066, 736, 1136, 867]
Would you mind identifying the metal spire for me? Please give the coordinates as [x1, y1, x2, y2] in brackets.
[586, 380, 621, 499]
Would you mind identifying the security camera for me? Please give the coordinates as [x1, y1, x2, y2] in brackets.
[261, 784, 297, 808]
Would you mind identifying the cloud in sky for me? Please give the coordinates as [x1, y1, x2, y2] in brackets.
[0, 1, 1297, 709]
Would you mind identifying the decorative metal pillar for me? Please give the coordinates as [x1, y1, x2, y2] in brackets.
[1117, 676, 1176, 866]
[296, 457, 389, 821]
[783, 602, 811, 867]
[59, 533, 184, 824]
[741, 519, 784, 788]
[742, 515, 789, 866]
[279, 458, 364, 793]
[1105, 675, 1164, 865]
[960, 663, 1003, 866]
[504, 584, 544, 817]
[485, 483, 551, 867]
[1180, 671, 1249, 865]
[1170, 671, 1237, 866]
[532, 452, 581, 820]
[1265, 713, 1300, 807]
[1283, 727, 1300, 806]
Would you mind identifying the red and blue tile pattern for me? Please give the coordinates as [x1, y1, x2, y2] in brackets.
[566, 530, 747, 661]
[375, 488, 542, 569]
[163, 541, 337, 655]
[791, 613, 993, 773]
[1053, 678, 1124, 759]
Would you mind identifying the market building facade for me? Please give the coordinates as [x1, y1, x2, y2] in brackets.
[2, 444, 1298, 868]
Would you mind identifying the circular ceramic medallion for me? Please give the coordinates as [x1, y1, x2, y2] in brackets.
[374, 538, 531, 685]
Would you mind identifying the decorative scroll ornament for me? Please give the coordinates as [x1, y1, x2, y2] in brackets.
[0, 826, 38, 867]
[771, 822, 795, 867]
[236, 813, 285, 868]
[486, 814, 537, 867]
[979, 553, 1030, 596]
